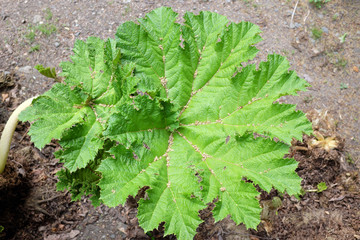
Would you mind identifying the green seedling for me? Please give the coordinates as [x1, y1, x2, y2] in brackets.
[316, 182, 327, 192]
[336, 57, 348, 68]
[339, 33, 347, 43]
[25, 29, 36, 43]
[311, 27, 323, 39]
[37, 23, 57, 36]
[346, 153, 354, 164]
[340, 83, 348, 90]
[305, 182, 327, 193]
[309, 0, 331, 9]
[332, 13, 339, 21]
[29, 44, 41, 52]
[44, 7, 53, 21]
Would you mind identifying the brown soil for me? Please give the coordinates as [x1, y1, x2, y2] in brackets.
[0, 0, 359, 239]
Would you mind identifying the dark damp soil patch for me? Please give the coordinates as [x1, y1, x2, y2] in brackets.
[0, 160, 31, 239]
[251, 135, 360, 240]
[0, 95, 85, 240]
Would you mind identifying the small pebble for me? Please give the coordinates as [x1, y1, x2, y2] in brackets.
[33, 15, 42, 24]
[321, 26, 329, 34]
[312, 48, 320, 55]
[69, 230, 80, 239]
[55, 42, 60, 48]
[38, 226, 47, 232]
[5, 44, 13, 54]
[303, 74, 313, 83]
[18, 65, 32, 74]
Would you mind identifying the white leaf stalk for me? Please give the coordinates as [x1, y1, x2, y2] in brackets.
[0, 97, 36, 174]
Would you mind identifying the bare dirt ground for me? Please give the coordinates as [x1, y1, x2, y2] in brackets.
[0, 0, 359, 239]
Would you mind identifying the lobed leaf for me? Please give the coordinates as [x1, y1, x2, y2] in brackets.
[60, 37, 119, 99]
[18, 83, 89, 149]
[55, 111, 104, 172]
[20, 7, 313, 240]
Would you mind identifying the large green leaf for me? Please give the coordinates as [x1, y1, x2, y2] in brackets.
[95, 8, 312, 240]
[20, 7, 313, 240]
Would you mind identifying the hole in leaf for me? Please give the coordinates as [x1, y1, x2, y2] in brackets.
[226, 135, 230, 144]
[143, 143, 150, 150]
[179, 35, 184, 48]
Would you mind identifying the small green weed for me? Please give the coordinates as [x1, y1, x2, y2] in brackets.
[242, 0, 254, 4]
[346, 153, 354, 164]
[332, 13, 339, 20]
[37, 23, 57, 36]
[303, 182, 328, 194]
[340, 83, 348, 90]
[326, 52, 348, 69]
[24, 21, 57, 44]
[317, 182, 327, 193]
[25, 28, 36, 43]
[309, 0, 331, 9]
[336, 57, 348, 68]
[339, 33, 347, 43]
[0, 225, 4, 233]
[29, 44, 41, 53]
[44, 7, 53, 21]
[311, 27, 323, 39]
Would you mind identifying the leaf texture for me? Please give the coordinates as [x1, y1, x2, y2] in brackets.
[20, 7, 312, 240]
[18, 83, 89, 149]
[20, 37, 136, 169]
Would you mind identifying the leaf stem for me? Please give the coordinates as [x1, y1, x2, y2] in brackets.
[0, 97, 37, 174]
